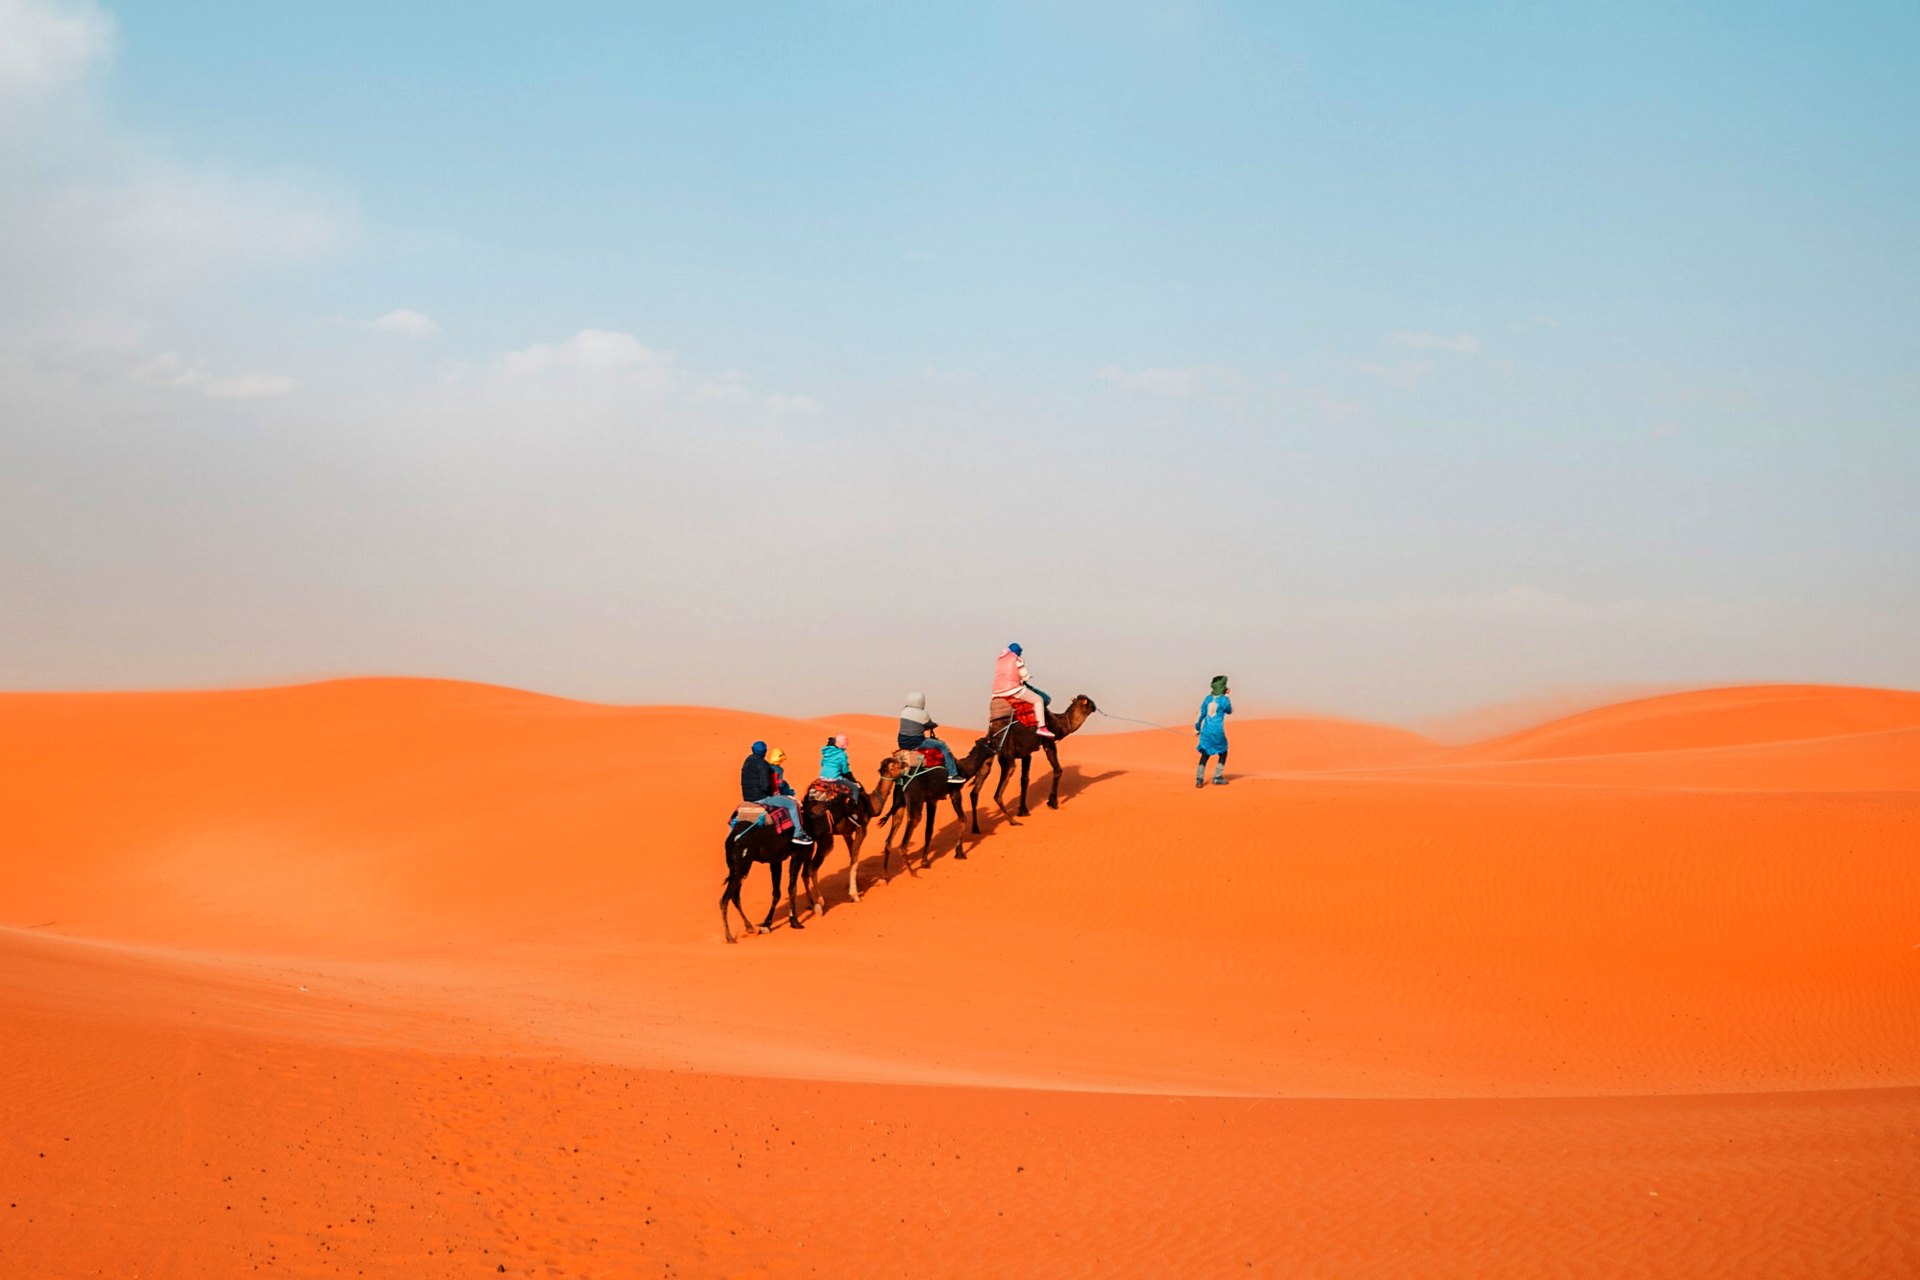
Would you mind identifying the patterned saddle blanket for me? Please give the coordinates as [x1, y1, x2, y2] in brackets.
[730, 801, 793, 834]
[892, 747, 947, 772]
[806, 777, 853, 804]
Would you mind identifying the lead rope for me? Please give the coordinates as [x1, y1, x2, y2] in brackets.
[1095, 708, 1188, 735]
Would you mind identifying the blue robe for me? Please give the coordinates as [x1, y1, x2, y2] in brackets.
[1195, 694, 1232, 755]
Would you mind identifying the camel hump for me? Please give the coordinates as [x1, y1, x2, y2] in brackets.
[988, 696, 1042, 728]
[893, 747, 945, 770]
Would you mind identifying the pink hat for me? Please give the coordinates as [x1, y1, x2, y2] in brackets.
[833, 734, 848, 748]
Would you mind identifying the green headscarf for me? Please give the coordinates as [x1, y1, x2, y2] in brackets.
[1210, 675, 1229, 696]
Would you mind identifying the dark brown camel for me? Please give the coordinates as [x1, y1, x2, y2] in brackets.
[964, 694, 1098, 833]
[795, 757, 905, 915]
[720, 815, 809, 943]
[879, 746, 987, 874]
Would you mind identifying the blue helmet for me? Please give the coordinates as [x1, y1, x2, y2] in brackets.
[751, 740, 767, 755]
[1008, 642, 1023, 655]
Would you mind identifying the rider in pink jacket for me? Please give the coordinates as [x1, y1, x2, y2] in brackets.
[992, 643, 1054, 737]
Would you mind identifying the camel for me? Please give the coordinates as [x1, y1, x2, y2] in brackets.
[794, 757, 906, 915]
[964, 694, 1098, 833]
[879, 746, 986, 875]
[720, 816, 809, 944]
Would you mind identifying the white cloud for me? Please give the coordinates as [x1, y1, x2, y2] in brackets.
[0, 0, 114, 99]
[130, 351, 296, 400]
[0, 1, 350, 354]
[496, 328, 676, 381]
[687, 373, 755, 406]
[466, 328, 820, 429]
[1353, 360, 1430, 389]
[765, 392, 822, 424]
[364, 308, 437, 337]
[1095, 363, 1237, 397]
[1389, 330, 1481, 354]
[1667, 386, 1754, 408]
[1099, 365, 1196, 396]
[90, 166, 339, 266]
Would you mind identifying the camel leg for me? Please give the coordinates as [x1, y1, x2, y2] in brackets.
[804, 829, 825, 915]
[949, 787, 969, 859]
[761, 858, 787, 932]
[1017, 753, 1032, 816]
[1045, 741, 1062, 809]
[920, 796, 936, 867]
[992, 757, 1017, 823]
[968, 771, 987, 834]
[837, 825, 862, 907]
[787, 851, 807, 921]
[786, 859, 804, 929]
[721, 863, 754, 943]
[901, 804, 921, 876]
[805, 829, 831, 916]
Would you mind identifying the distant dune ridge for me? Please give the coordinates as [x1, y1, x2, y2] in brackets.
[3, 678, 1918, 1276]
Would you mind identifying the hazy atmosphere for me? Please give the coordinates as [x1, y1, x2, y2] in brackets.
[4, 0, 1916, 724]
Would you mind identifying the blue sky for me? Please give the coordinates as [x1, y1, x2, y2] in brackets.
[2, 0, 1916, 724]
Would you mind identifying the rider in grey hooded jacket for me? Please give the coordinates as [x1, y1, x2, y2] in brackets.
[897, 692, 963, 783]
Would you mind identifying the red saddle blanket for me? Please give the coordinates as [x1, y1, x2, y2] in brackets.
[891, 748, 947, 770]
[806, 778, 852, 803]
[988, 697, 1040, 728]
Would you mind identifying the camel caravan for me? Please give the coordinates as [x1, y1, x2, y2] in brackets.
[720, 642, 1103, 943]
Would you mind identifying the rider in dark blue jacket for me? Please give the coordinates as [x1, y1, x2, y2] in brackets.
[738, 741, 811, 842]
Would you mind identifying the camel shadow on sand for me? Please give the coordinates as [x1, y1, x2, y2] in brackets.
[749, 766, 1128, 931]
[968, 763, 1125, 836]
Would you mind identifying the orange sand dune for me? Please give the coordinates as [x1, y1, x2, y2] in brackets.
[1466, 682, 1920, 760]
[1078, 713, 1446, 772]
[4, 677, 1918, 1276]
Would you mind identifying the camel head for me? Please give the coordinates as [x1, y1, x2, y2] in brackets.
[1052, 693, 1096, 729]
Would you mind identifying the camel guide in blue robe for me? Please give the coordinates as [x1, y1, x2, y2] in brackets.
[1195, 675, 1232, 787]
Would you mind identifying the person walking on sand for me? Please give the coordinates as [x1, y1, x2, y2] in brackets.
[1195, 675, 1232, 788]
[741, 741, 812, 843]
[992, 642, 1054, 737]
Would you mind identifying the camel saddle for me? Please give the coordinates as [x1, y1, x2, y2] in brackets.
[806, 777, 853, 804]
[987, 696, 1042, 735]
[892, 747, 946, 772]
[729, 801, 793, 834]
